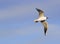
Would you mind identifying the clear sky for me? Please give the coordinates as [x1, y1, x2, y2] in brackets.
[0, 0, 60, 44]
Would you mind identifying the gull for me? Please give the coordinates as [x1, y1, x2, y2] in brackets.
[34, 8, 48, 35]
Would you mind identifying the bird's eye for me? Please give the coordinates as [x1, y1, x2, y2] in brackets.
[34, 20, 38, 23]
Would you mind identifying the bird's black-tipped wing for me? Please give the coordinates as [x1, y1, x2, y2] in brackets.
[36, 8, 44, 17]
[41, 21, 48, 35]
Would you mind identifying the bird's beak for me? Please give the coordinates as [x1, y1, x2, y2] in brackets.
[34, 20, 36, 22]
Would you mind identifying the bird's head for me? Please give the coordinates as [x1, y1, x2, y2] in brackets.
[34, 19, 38, 23]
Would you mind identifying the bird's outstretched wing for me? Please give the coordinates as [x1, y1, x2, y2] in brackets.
[36, 8, 44, 17]
[41, 21, 48, 35]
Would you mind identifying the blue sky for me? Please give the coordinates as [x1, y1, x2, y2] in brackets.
[0, 0, 60, 44]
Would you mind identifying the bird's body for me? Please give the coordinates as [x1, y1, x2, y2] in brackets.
[34, 8, 48, 35]
[34, 17, 46, 22]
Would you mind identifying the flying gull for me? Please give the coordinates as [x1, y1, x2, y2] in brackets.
[34, 8, 48, 35]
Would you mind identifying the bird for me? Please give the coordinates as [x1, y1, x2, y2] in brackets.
[34, 8, 48, 35]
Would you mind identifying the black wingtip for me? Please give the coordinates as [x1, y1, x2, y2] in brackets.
[35, 8, 43, 13]
[44, 28, 47, 36]
[36, 8, 38, 10]
[36, 8, 41, 12]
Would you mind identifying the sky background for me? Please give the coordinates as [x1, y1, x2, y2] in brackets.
[0, 0, 60, 44]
